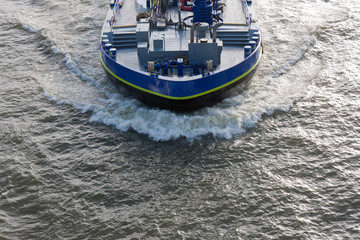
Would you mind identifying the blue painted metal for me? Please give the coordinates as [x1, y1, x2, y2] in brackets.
[244, 45, 251, 58]
[193, 0, 213, 25]
[110, 48, 117, 58]
[177, 58, 184, 77]
[100, 37, 262, 99]
[105, 43, 112, 53]
[100, 0, 262, 111]
[249, 40, 256, 50]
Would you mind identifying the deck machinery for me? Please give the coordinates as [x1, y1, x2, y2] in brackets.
[100, 0, 262, 111]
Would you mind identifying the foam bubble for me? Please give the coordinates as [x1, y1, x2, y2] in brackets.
[21, 23, 40, 33]
[38, 43, 316, 141]
[28, 0, 325, 142]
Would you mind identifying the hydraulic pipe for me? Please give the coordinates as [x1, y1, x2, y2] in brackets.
[212, 22, 223, 42]
[178, 5, 182, 30]
[196, 23, 200, 43]
[190, 22, 200, 43]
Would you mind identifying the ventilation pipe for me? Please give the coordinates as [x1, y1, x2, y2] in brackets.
[190, 22, 200, 43]
[212, 22, 223, 42]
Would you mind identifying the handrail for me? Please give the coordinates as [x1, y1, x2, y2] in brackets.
[241, 0, 251, 25]
[110, 0, 120, 33]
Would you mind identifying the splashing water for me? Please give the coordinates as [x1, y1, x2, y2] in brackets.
[8, 0, 349, 141]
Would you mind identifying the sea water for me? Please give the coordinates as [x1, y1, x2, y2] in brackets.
[0, 0, 359, 238]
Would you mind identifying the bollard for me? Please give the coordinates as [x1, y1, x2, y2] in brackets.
[105, 43, 112, 53]
[244, 45, 251, 58]
[110, 48, 117, 58]
[249, 40, 256, 51]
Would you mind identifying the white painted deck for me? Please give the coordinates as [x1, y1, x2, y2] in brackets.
[103, 0, 255, 73]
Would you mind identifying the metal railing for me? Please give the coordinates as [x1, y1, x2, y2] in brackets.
[110, 0, 121, 33]
[241, 0, 251, 25]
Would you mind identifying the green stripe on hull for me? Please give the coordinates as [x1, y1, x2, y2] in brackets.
[100, 51, 261, 101]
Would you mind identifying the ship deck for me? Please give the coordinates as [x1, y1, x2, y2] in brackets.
[112, 0, 248, 26]
[102, 0, 256, 75]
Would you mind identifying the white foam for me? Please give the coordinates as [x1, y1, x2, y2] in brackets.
[21, 23, 40, 33]
[38, 39, 315, 141]
[70, 74, 302, 141]
[19, 17, 107, 93]
[29, 0, 328, 141]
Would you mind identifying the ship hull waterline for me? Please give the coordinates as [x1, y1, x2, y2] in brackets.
[101, 43, 262, 112]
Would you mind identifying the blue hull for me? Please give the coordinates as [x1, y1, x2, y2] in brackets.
[100, 41, 262, 111]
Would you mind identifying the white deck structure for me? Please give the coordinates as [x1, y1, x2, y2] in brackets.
[102, 0, 258, 75]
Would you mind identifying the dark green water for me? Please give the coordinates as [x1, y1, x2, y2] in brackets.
[1, 0, 359, 238]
